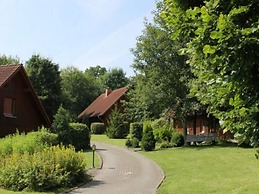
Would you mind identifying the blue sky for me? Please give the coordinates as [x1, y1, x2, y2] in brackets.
[0, 0, 156, 76]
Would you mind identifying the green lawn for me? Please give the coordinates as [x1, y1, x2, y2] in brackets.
[92, 134, 259, 194]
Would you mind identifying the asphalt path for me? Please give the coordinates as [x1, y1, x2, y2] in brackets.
[68, 142, 164, 194]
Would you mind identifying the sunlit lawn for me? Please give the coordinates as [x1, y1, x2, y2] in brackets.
[92, 134, 259, 194]
[0, 151, 100, 194]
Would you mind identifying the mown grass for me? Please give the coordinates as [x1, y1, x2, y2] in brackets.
[92, 134, 259, 194]
[91, 134, 126, 148]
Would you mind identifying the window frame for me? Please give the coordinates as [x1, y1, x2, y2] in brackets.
[3, 97, 16, 118]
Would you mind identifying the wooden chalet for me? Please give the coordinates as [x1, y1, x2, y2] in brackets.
[0, 65, 51, 137]
[174, 112, 233, 143]
[78, 87, 128, 128]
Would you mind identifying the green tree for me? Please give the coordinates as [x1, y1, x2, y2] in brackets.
[60, 66, 99, 117]
[85, 65, 107, 79]
[162, 0, 259, 146]
[26, 54, 62, 120]
[126, 1, 200, 122]
[0, 55, 20, 65]
[106, 106, 128, 138]
[52, 105, 74, 145]
[100, 68, 129, 90]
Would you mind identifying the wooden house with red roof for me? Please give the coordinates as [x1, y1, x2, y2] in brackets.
[78, 87, 128, 127]
[0, 65, 51, 137]
[173, 112, 233, 142]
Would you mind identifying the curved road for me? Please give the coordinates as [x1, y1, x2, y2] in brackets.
[68, 142, 164, 194]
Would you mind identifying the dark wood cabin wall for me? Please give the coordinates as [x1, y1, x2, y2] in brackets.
[0, 73, 47, 137]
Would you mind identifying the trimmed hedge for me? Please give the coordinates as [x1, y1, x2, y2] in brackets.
[141, 122, 156, 151]
[129, 122, 143, 141]
[69, 123, 91, 151]
[91, 122, 105, 134]
[125, 122, 143, 148]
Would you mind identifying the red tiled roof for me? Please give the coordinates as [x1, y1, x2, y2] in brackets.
[0, 65, 21, 88]
[78, 87, 128, 118]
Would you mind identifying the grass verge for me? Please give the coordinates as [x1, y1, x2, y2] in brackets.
[91, 134, 259, 194]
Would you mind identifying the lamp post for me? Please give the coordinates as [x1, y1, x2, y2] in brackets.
[92, 144, 96, 168]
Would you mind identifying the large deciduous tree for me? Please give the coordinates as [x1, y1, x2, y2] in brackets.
[26, 54, 62, 121]
[99, 68, 129, 90]
[127, 1, 199, 122]
[61, 66, 99, 117]
[162, 0, 259, 146]
[85, 65, 107, 79]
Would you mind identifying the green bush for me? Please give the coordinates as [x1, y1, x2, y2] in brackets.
[151, 118, 167, 130]
[125, 138, 132, 148]
[52, 105, 73, 146]
[141, 122, 156, 151]
[158, 141, 174, 149]
[69, 123, 91, 151]
[0, 128, 58, 158]
[91, 122, 105, 134]
[0, 145, 88, 192]
[153, 125, 172, 143]
[106, 107, 128, 139]
[106, 124, 128, 139]
[131, 137, 140, 148]
[129, 122, 143, 141]
[171, 132, 184, 147]
[125, 135, 140, 148]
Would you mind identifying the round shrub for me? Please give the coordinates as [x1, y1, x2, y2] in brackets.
[91, 122, 105, 134]
[171, 132, 184, 147]
[69, 123, 90, 151]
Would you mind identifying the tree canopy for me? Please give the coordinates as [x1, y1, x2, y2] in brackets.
[0, 55, 20, 65]
[162, 0, 259, 145]
[61, 66, 100, 117]
[25, 54, 62, 121]
[99, 67, 129, 90]
[126, 1, 200, 122]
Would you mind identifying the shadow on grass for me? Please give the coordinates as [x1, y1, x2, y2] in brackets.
[182, 141, 248, 151]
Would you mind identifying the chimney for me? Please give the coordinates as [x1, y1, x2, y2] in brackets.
[105, 88, 112, 97]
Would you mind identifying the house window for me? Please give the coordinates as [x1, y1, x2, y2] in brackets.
[4, 97, 16, 117]
[202, 119, 208, 133]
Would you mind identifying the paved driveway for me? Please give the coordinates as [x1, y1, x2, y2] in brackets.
[68, 142, 164, 194]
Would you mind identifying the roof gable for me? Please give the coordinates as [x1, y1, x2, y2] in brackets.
[0, 65, 21, 88]
[78, 87, 128, 118]
[0, 64, 51, 126]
